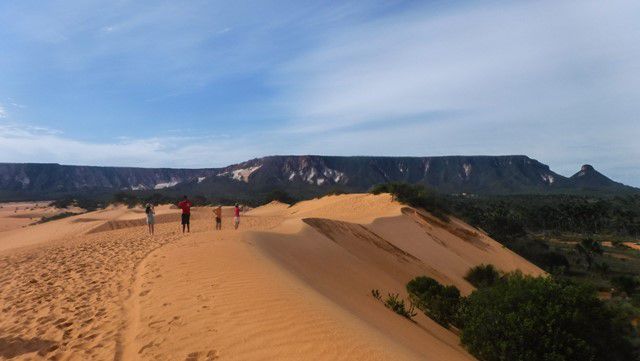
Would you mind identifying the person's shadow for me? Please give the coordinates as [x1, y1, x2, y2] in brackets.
[0, 336, 59, 358]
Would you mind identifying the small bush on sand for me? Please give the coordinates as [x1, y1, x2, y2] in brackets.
[384, 293, 417, 319]
[371, 289, 382, 300]
[35, 212, 79, 224]
[371, 289, 416, 320]
[464, 264, 500, 289]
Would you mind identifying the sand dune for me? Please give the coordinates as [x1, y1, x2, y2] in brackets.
[0, 202, 83, 233]
[0, 194, 542, 360]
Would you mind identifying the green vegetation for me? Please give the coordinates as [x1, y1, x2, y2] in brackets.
[405, 273, 637, 361]
[464, 264, 500, 289]
[51, 197, 102, 211]
[406, 276, 461, 328]
[612, 275, 640, 297]
[460, 273, 636, 361]
[575, 238, 604, 270]
[371, 183, 640, 358]
[447, 194, 640, 239]
[371, 183, 640, 294]
[35, 212, 80, 224]
[265, 190, 298, 205]
[371, 289, 417, 320]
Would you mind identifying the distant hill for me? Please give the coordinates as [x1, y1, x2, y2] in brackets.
[0, 156, 637, 201]
[0, 163, 216, 201]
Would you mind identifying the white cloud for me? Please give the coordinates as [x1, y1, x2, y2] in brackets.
[0, 104, 6, 118]
[0, 123, 264, 168]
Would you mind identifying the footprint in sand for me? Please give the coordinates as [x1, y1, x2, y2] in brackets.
[185, 350, 219, 361]
[139, 289, 150, 297]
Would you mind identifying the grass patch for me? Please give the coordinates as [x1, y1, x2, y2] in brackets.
[34, 212, 81, 224]
[371, 289, 417, 320]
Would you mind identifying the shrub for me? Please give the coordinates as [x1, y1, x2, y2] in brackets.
[384, 293, 417, 319]
[265, 190, 297, 205]
[371, 289, 416, 319]
[371, 289, 381, 300]
[112, 192, 139, 208]
[36, 212, 79, 224]
[465, 264, 500, 288]
[612, 275, 640, 296]
[459, 272, 636, 361]
[51, 197, 101, 211]
[406, 276, 461, 328]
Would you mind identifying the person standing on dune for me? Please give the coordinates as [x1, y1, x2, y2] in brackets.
[145, 203, 155, 235]
[214, 205, 222, 230]
[233, 203, 241, 230]
[178, 195, 193, 233]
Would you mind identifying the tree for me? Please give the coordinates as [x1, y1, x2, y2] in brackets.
[465, 264, 500, 288]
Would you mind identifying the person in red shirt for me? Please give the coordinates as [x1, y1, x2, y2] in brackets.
[178, 195, 193, 233]
[233, 203, 241, 230]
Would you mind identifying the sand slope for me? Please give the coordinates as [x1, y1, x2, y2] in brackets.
[0, 194, 542, 360]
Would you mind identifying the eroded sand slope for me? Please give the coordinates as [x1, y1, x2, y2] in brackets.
[0, 194, 542, 360]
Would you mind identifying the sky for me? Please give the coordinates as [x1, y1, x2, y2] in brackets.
[0, 0, 638, 186]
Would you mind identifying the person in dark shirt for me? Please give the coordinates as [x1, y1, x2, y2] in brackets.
[178, 195, 193, 233]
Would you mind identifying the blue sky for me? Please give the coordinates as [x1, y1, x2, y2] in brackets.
[0, 0, 639, 186]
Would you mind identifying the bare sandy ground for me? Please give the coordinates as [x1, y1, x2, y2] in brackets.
[0, 202, 83, 233]
[0, 194, 543, 360]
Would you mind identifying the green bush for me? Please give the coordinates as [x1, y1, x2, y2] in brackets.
[406, 276, 461, 328]
[464, 264, 500, 288]
[36, 212, 80, 224]
[612, 275, 640, 296]
[459, 272, 636, 361]
[51, 197, 101, 211]
[371, 289, 416, 319]
[384, 293, 417, 319]
[265, 190, 297, 205]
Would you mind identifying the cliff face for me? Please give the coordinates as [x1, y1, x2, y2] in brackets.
[0, 156, 636, 200]
[0, 163, 217, 198]
[212, 155, 564, 193]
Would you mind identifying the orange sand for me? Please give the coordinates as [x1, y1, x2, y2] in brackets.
[0, 194, 543, 360]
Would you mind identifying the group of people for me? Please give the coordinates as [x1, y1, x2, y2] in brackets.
[144, 195, 242, 235]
